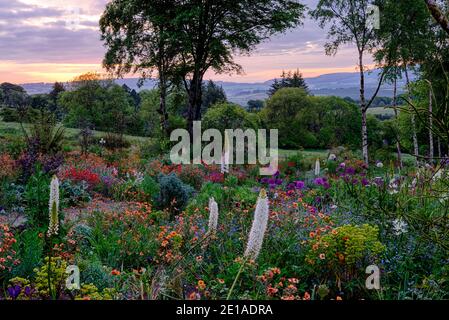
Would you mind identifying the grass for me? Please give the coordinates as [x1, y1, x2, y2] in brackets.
[367, 107, 396, 117]
[1, 119, 416, 163]
[0, 120, 149, 145]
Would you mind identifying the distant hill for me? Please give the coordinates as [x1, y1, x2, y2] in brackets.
[20, 70, 414, 106]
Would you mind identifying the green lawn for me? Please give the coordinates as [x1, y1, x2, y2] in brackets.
[0, 120, 149, 144]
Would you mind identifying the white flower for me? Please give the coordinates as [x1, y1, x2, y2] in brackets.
[392, 218, 408, 235]
[330, 204, 338, 210]
[99, 138, 106, 145]
[433, 169, 444, 181]
[244, 189, 269, 261]
[438, 193, 449, 204]
[207, 197, 219, 234]
[328, 154, 337, 161]
[314, 158, 320, 176]
[47, 175, 60, 237]
[376, 162, 383, 168]
[388, 178, 399, 194]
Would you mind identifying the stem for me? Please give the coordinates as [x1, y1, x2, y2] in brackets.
[226, 257, 248, 300]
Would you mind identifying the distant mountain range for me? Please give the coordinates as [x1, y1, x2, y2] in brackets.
[20, 70, 414, 106]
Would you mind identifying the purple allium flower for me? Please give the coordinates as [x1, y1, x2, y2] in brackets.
[345, 167, 356, 175]
[260, 177, 269, 184]
[361, 178, 370, 186]
[287, 183, 295, 190]
[275, 179, 283, 185]
[268, 178, 275, 185]
[295, 181, 305, 189]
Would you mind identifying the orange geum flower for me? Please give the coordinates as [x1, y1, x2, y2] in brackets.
[197, 280, 206, 290]
[111, 269, 121, 276]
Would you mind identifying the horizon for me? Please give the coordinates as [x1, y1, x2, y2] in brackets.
[0, 0, 374, 84]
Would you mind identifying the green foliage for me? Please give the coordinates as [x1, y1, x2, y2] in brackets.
[24, 168, 50, 228]
[141, 175, 160, 204]
[24, 110, 65, 155]
[202, 102, 258, 134]
[11, 229, 44, 279]
[269, 69, 309, 96]
[0, 82, 29, 108]
[201, 80, 227, 115]
[60, 77, 135, 135]
[263, 88, 361, 149]
[61, 180, 91, 207]
[158, 173, 194, 216]
[33, 256, 68, 298]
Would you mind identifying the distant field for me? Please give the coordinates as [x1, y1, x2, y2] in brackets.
[367, 106, 396, 116]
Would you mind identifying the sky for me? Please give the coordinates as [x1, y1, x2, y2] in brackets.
[0, 0, 374, 84]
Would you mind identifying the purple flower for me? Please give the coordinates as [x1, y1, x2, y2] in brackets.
[268, 178, 275, 185]
[345, 167, 356, 175]
[295, 181, 305, 189]
[361, 178, 370, 186]
[373, 177, 384, 187]
[8, 285, 21, 299]
[275, 179, 283, 185]
[24, 286, 32, 296]
[260, 177, 269, 184]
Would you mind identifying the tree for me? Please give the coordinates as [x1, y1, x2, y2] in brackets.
[247, 100, 264, 112]
[269, 69, 309, 96]
[311, 0, 385, 165]
[262, 87, 313, 148]
[59, 73, 133, 135]
[102, 0, 305, 137]
[0, 83, 29, 108]
[202, 102, 258, 134]
[201, 80, 227, 115]
[100, 0, 180, 137]
[424, 0, 449, 35]
[374, 0, 434, 164]
[49, 82, 65, 117]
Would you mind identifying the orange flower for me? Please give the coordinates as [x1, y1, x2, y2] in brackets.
[319, 253, 326, 260]
[111, 269, 121, 276]
[336, 296, 343, 300]
[303, 292, 311, 300]
[197, 280, 206, 290]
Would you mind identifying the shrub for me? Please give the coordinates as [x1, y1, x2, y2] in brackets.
[60, 180, 92, 207]
[24, 168, 51, 228]
[158, 173, 194, 216]
[305, 224, 385, 296]
[0, 224, 19, 278]
[102, 133, 130, 151]
[141, 175, 160, 204]
[10, 228, 44, 279]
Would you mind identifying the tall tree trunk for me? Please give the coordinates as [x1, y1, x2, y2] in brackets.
[405, 68, 419, 163]
[358, 51, 369, 166]
[186, 71, 204, 138]
[393, 78, 403, 168]
[428, 87, 434, 163]
[158, 74, 169, 137]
